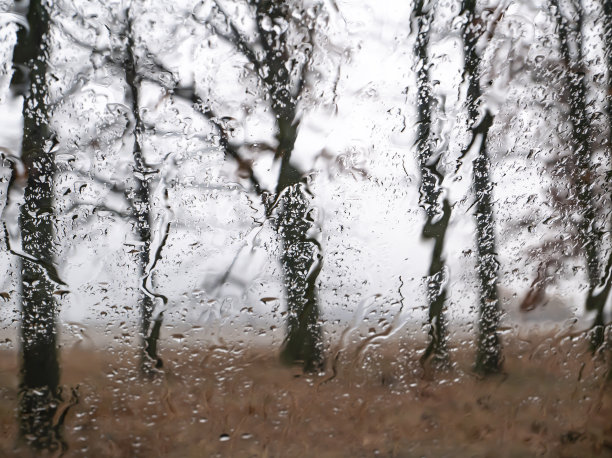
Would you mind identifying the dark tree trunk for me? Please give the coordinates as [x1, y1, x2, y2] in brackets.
[253, 0, 324, 371]
[583, 0, 612, 354]
[124, 14, 163, 373]
[185, 0, 323, 370]
[420, 200, 451, 369]
[276, 184, 324, 371]
[461, 0, 503, 374]
[585, 0, 612, 372]
[413, 0, 451, 370]
[551, 0, 602, 349]
[272, 109, 323, 372]
[12, 0, 62, 449]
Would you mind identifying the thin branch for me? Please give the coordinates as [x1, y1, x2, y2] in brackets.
[190, 1, 263, 79]
[57, 169, 129, 195]
[141, 221, 171, 306]
[1, 222, 68, 286]
[60, 201, 132, 219]
[454, 110, 494, 174]
[242, 141, 276, 153]
[481, 1, 511, 48]
[161, 80, 268, 198]
[295, 27, 315, 98]
[209, 210, 272, 293]
[53, 20, 107, 52]
[141, 125, 213, 144]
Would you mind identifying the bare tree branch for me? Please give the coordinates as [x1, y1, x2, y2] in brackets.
[60, 201, 131, 219]
[190, 1, 263, 80]
[53, 20, 107, 52]
[1, 222, 68, 286]
[57, 169, 129, 195]
[295, 27, 315, 98]
[141, 57, 269, 198]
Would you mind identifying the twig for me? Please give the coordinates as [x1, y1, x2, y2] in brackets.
[1, 221, 68, 286]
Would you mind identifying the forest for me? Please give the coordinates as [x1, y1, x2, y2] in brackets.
[0, 0, 611, 455]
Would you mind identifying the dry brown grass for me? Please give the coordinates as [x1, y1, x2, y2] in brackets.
[0, 333, 611, 457]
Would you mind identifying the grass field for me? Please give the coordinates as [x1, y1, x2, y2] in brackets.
[0, 332, 611, 457]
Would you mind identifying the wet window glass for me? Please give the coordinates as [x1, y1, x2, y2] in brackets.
[0, 0, 611, 455]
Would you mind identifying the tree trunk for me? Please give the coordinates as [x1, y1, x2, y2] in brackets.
[551, 0, 602, 349]
[413, 0, 451, 370]
[583, 0, 612, 350]
[585, 0, 612, 374]
[12, 0, 62, 449]
[254, 0, 324, 371]
[273, 119, 323, 371]
[276, 183, 324, 371]
[124, 14, 163, 373]
[461, 0, 503, 374]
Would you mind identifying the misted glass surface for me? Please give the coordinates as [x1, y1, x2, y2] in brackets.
[0, 0, 611, 456]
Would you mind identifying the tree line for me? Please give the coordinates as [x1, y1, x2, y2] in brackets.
[3, 0, 612, 451]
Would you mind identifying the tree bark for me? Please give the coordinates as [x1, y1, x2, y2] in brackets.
[583, 0, 612, 352]
[12, 0, 62, 449]
[461, 0, 503, 374]
[413, 0, 451, 370]
[551, 0, 603, 349]
[584, 0, 612, 372]
[124, 13, 163, 373]
[254, 0, 324, 371]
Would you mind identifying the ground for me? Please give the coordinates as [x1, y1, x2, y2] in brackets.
[0, 332, 611, 457]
